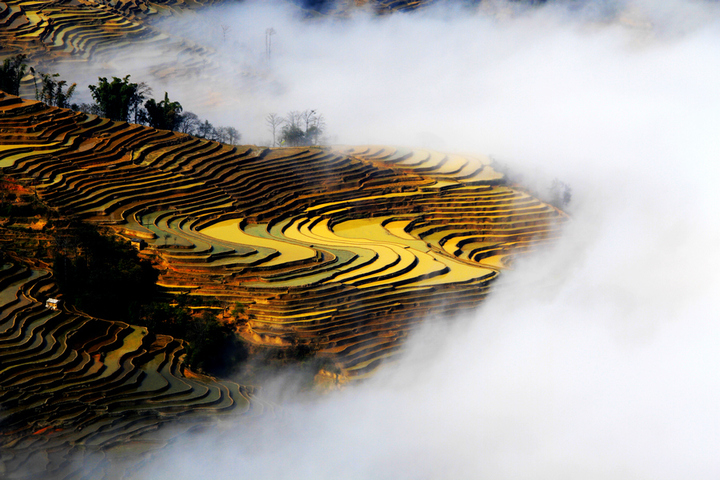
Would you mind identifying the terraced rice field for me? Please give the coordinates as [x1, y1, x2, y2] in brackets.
[0, 257, 261, 479]
[0, 0, 430, 80]
[0, 91, 568, 380]
[0, 0, 223, 96]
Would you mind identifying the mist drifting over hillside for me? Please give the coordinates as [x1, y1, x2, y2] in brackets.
[56, 0, 720, 478]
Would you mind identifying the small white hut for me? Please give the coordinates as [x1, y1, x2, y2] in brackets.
[45, 298, 61, 310]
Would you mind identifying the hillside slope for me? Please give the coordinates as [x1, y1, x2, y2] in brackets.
[0, 91, 568, 379]
[0, 255, 262, 479]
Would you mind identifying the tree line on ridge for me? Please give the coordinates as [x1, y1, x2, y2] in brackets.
[1, 55, 241, 144]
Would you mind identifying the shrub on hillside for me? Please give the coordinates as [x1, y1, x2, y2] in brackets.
[0, 54, 27, 96]
[88, 75, 145, 122]
[183, 311, 248, 375]
[53, 222, 158, 321]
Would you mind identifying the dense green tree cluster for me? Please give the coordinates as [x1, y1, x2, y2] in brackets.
[0, 54, 27, 96]
[53, 223, 158, 321]
[144, 91, 183, 130]
[267, 109, 325, 147]
[281, 109, 325, 146]
[137, 302, 247, 375]
[87, 75, 145, 122]
[182, 310, 248, 375]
